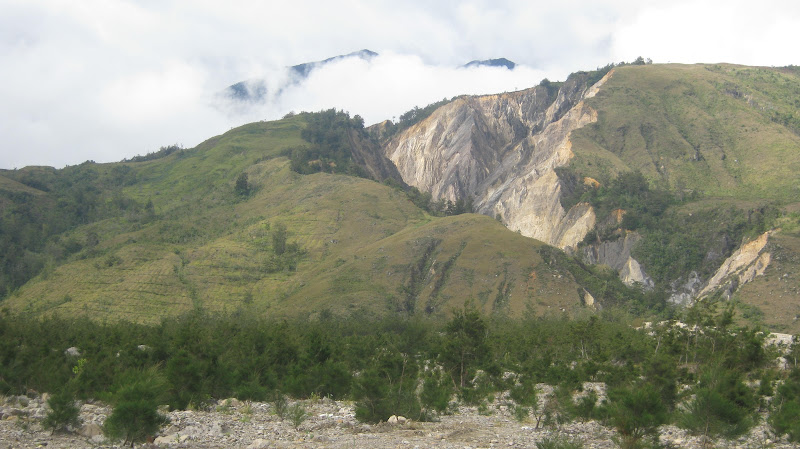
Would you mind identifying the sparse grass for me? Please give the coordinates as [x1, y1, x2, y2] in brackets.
[573, 64, 800, 202]
[288, 403, 307, 430]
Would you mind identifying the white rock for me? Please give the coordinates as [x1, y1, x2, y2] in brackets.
[78, 423, 103, 438]
[247, 438, 270, 449]
[65, 347, 81, 357]
[388, 415, 398, 424]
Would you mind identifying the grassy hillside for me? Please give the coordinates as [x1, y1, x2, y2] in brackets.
[571, 63, 800, 201]
[3, 64, 799, 328]
[563, 63, 800, 331]
[1, 115, 587, 323]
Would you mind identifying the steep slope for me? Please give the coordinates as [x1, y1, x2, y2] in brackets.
[384, 63, 800, 317]
[0, 116, 584, 323]
[566, 64, 800, 311]
[385, 71, 612, 249]
[570, 64, 800, 201]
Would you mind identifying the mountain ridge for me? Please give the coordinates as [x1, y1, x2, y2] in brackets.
[2, 62, 800, 331]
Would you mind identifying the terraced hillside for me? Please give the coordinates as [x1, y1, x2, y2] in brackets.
[0, 116, 584, 323]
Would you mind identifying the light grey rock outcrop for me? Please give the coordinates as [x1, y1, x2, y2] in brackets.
[698, 231, 772, 299]
[581, 232, 654, 288]
[385, 71, 613, 249]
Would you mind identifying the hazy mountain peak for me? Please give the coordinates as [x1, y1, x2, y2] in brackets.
[463, 58, 516, 70]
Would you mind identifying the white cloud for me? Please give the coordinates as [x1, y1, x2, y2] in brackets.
[0, 0, 796, 169]
[214, 52, 555, 128]
[611, 0, 800, 66]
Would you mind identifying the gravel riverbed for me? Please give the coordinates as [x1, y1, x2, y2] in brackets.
[0, 394, 794, 448]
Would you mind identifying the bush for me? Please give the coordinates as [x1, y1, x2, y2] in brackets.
[42, 389, 81, 433]
[353, 352, 420, 423]
[769, 370, 800, 442]
[678, 370, 756, 440]
[288, 403, 307, 430]
[271, 392, 289, 419]
[103, 369, 170, 446]
[607, 384, 667, 447]
[420, 368, 452, 414]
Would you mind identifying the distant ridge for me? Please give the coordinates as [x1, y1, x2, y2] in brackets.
[223, 49, 379, 103]
[464, 58, 516, 70]
[289, 49, 378, 78]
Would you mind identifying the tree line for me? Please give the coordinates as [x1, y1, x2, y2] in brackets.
[1, 301, 799, 445]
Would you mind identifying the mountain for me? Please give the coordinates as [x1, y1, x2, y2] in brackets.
[2, 62, 800, 331]
[463, 58, 516, 70]
[382, 62, 800, 331]
[223, 51, 516, 106]
[222, 49, 379, 103]
[0, 116, 592, 324]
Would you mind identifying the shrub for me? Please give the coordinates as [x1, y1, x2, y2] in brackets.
[288, 403, 307, 430]
[573, 390, 598, 420]
[678, 370, 756, 440]
[42, 389, 81, 433]
[607, 384, 667, 448]
[769, 370, 800, 442]
[353, 352, 420, 423]
[103, 368, 170, 446]
[514, 404, 530, 422]
[420, 368, 452, 414]
[271, 392, 289, 420]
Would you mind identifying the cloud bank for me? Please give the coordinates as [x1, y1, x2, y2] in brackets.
[1, 0, 798, 169]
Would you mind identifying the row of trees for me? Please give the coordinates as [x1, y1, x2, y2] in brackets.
[2, 302, 799, 445]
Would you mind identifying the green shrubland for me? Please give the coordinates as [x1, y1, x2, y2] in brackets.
[1, 301, 796, 443]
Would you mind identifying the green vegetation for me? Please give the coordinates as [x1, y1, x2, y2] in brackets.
[122, 144, 185, 163]
[563, 168, 781, 287]
[103, 368, 170, 445]
[770, 368, 800, 442]
[0, 299, 791, 444]
[4, 113, 572, 323]
[42, 389, 81, 433]
[606, 383, 668, 448]
[289, 109, 368, 177]
[377, 98, 454, 139]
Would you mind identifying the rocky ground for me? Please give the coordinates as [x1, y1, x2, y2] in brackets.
[0, 393, 794, 449]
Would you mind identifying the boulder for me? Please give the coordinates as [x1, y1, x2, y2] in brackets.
[247, 438, 271, 449]
[78, 423, 103, 438]
[154, 434, 179, 446]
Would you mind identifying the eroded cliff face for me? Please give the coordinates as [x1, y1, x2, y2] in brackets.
[582, 232, 654, 288]
[385, 72, 612, 249]
[697, 231, 772, 300]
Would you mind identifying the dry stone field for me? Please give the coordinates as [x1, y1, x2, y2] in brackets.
[0, 392, 795, 449]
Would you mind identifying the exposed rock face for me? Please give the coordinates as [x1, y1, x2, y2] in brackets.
[385, 72, 613, 249]
[669, 271, 704, 306]
[582, 232, 654, 288]
[347, 128, 406, 184]
[698, 231, 772, 299]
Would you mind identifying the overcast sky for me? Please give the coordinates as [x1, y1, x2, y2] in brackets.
[1, 0, 798, 169]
